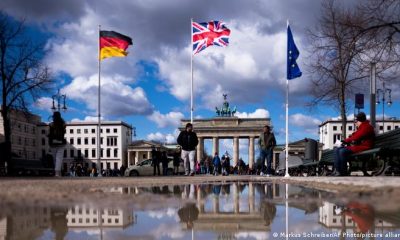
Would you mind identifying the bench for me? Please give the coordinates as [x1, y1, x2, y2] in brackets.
[318, 127, 400, 176]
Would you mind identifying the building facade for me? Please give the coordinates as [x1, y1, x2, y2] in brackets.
[38, 121, 133, 171]
[319, 119, 400, 150]
[0, 109, 41, 160]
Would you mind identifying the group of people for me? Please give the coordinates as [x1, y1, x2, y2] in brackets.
[178, 111, 376, 178]
[177, 123, 277, 176]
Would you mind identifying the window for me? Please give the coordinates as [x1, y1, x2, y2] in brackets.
[115, 218, 119, 223]
[70, 129, 74, 134]
[114, 149, 118, 158]
[86, 218, 90, 223]
[100, 137, 103, 145]
[79, 218, 82, 223]
[77, 129, 81, 134]
[114, 162, 118, 169]
[333, 126, 337, 131]
[395, 126, 399, 129]
[32, 139, 36, 146]
[106, 148, 111, 158]
[113, 128, 117, 133]
[70, 149, 75, 158]
[70, 138, 74, 145]
[84, 149, 89, 158]
[108, 218, 112, 223]
[41, 129, 46, 134]
[84, 138, 88, 145]
[333, 218, 337, 223]
[379, 126, 383, 130]
[84, 129, 88, 134]
[72, 218, 75, 223]
[333, 134, 341, 144]
[64, 149, 67, 158]
[93, 218, 97, 223]
[18, 137, 22, 145]
[92, 149, 96, 158]
[348, 126, 353, 131]
[101, 149, 104, 158]
[77, 138, 81, 145]
[91, 128, 95, 133]
[78, 149, 82, 158]
[388, 126, 391, 131]
[42, 138, 46, 146]
[107, 137, 117, 146]
[92, 138, 96, 145]
[106, 128, 110, 133]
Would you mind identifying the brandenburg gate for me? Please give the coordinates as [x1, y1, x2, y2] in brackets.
[180, 95, 270, 169]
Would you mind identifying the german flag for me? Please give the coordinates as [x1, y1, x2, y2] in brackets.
[100, 30, 133, 60]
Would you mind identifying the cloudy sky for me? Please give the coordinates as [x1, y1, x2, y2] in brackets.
[1, 0, 399, 160]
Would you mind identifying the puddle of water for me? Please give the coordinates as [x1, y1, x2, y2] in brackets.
[1, 182, 399, 239]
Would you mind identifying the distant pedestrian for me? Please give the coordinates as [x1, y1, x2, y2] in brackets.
[161, 151, 169, 176]
[204, 156, 211, 174]
[152, 147, 160, 176]
[258, 125, 276, 176]
[173, 150, 181, 175]
[177, 123, 199, 176]
[212, 152, 221, 176]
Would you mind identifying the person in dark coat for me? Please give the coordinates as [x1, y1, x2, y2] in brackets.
[161, 151, 169, 176]
[177, 123, 199, 176]
[258, 125, 276, 176]
[333, 112, 375, 176]
[173, 150, 181, 175]
[152, 147, 160, 176]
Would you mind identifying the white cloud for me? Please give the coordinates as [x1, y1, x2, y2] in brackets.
[62, 74, 153, 117]
[147, 131, 179, 144]
[70, 116, 104, 122]
[33, 97, 53, 112]
[148, 111, 184, 128]
[236, 109, 270, 118]
[290, 113, 321, 128]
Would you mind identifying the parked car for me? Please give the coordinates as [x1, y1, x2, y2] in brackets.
[124, 158, 185, 177]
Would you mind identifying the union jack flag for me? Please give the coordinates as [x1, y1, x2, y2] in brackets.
[192, 20, 231, 55]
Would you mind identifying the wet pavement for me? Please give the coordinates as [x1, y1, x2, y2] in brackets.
[0, 176, 399, 239]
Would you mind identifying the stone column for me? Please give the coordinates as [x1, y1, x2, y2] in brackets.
[233, 137, 239, 167]
[147, 151, 151, 159]
[233, 183, 240, 213]
[127, 150, 132, 165]
[248, 182, 255, 213]
[134, 151, 138, 164]
[213, 196, 220, 213]
[249, 137, 255, 170]
[212, 137, 219, 155]
[196, 137, 204, 162]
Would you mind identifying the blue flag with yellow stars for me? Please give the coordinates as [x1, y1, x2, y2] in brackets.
[287, 25, 302, 80]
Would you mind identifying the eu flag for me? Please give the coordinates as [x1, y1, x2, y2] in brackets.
[287, 25, 302, 80]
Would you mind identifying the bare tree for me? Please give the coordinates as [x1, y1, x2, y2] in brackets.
[0, 12, 53, 173]
[307, 0, 399, 140]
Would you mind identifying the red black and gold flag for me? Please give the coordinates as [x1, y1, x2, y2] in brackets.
[100, 30, 133, 60]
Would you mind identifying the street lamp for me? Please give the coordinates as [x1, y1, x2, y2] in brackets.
[376, 82, 392, 133]
[51, 89, 67, 112]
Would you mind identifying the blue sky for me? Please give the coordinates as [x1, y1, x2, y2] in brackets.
[1, 0, 399, 160]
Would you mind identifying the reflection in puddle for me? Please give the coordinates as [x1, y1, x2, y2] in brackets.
[1, 182, 399, 239]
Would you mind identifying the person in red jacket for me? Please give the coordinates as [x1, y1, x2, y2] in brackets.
[333, 112, 375, 176]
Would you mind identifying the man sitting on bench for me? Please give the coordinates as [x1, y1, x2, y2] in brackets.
[333, 112, 375, 176]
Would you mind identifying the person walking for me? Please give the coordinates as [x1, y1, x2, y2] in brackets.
[258, 125, 276, 177]
[333, 112, 375, 176]
[204, 156, 211, 174]
[173, 150, 181, 175]
[212, 152, 221, 176]
[161, 151, 169, 176]
[177, 123, 199, 176]
[152, 147, 160, 176]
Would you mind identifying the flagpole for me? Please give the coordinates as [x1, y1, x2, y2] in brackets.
[285, 20, 290, 178]
[190, 18, 194, 124]
[97, 24, 102, 177]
